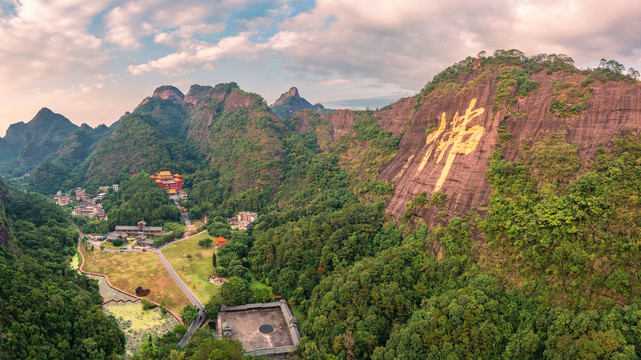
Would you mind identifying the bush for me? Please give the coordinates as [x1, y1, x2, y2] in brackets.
[112, 239, 123, 246]
[141, 299, 157, 310]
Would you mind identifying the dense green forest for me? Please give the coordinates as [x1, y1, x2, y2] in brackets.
[0, 180, 125, 359]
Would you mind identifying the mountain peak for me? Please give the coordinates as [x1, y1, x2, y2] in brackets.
[35, 107, 54, 117]
[270, 87, 330, 118]
[151, 85, 185, 104]
[285, 87, 300, 97]
[272, 87, 301, 106]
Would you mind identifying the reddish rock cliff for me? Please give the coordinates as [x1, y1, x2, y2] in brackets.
[367, 67, 641, 223]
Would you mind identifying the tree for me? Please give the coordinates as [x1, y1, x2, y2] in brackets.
[212, 253, 217, 268]
[198, 238, 213, 248]
[220, 277, 252, 306]
[252, 285, 274, 303]
[181, 305, 199, 324]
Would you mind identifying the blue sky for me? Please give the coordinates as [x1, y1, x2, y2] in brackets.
[1, 0, 641, 136]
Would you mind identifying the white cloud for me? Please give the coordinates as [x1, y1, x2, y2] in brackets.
[255, 0, 641, 91]
[0, 0, 112, 88]
[129, 33, 259, 75]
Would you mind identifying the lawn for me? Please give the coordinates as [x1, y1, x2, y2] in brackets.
[103, 301, 179, 357]
[79, 243, 191, 314]
[162, 232, 220, 304]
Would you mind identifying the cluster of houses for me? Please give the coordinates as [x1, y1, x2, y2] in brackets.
[57, 187, 116, 220]
[228, 211, 258, 231]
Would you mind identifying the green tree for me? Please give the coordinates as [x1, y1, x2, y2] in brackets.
[181, 305, 199, 324]
[198, 238, 213, 248]
[220, 277, 252, 306]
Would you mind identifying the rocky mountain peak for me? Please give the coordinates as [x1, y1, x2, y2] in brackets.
[151, 85, 185, 104]
[272, 87, 301, 106]
[270, 86, 331, 118]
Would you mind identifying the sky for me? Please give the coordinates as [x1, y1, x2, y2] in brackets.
[1, 0, 641, 136]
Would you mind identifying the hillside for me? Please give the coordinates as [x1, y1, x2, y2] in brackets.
[0, 108, 79, 177]
[184, 83, 287, 193]
[0, 179, 125, 358]
[81, 86, 202, 183]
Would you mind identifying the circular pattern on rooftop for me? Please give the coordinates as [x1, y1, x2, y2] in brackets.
[259, 324, 274, 334]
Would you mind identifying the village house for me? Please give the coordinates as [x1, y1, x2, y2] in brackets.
[102, 232, 127, 243]
[72, 205, 106, 219]
[228, 211, 258, 231]
[54, 191, 71, 206]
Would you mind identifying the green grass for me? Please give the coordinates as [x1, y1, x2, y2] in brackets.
[250, 272, 269, 291]
[70, 252, 80, 270]
[162, 232, 220, 304]
[103, 301, 179, 357]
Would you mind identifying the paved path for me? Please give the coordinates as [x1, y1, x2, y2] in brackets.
[173, 198, 192, 227]
[155, 248, 205, 346]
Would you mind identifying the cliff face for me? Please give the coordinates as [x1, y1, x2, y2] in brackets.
[376, 66, 641, 222]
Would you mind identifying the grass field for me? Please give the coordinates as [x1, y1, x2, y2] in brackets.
[104, 301, 179, 357]
[79, 243, 191, 314]
[162, 232, 220, 304]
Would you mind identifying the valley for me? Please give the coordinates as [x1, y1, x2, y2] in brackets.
[3, 50, 641, 359]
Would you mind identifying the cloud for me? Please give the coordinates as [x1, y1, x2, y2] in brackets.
[267, 0, 641, 91]
[0, 0, 112, 88]
[128, 33, 259, 75]
[104, 0, 228, 49]
[320, 79, 349, 86]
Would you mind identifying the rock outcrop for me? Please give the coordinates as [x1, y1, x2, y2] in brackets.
[375, 67, 641, 222]
[270, 87, 330, 119]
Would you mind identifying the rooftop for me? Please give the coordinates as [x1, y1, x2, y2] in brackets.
[216, 300, 300, 355]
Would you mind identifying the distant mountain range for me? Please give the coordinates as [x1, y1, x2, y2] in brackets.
[0, 108, 115, 179]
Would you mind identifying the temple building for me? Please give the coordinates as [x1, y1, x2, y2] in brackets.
[150, 171, 183, 191]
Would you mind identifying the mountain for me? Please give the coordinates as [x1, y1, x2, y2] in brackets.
[0, 108, 79, 177]
[28, 122, 115, 194]
[74, 83, 286, 196]
[270, 87, 331, 118]
[81, 85, 200, 182]
[375, 52, 641, 224]
[185, 83, 286, 193]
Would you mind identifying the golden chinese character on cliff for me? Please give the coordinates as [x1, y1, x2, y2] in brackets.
[417, 98, 486, 192]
